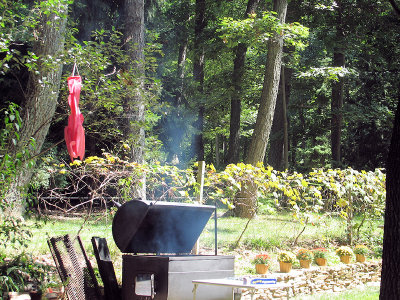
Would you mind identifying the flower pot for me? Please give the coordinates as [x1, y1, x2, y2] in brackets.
[340, 255, 351, 264]
[279, 261, 292, 273]
[255, 263, 269, 274]
[315, 257, 327, 266]
[299, 259, 311, 268]
[356, 254, 366, 263]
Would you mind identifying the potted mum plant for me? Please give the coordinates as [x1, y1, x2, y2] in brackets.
[336, 246, 353, 264]
[354, 245, 369, 262]
[296, 248, 313, 268]
[313, 248, 328, 266]
[252, 254, 271, 274]
[277, 251, 296, 273]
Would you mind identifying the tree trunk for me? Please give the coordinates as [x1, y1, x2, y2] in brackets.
[73, 0, 112, 42]
[6, 1, 69, 217]
[233, 0, 287, 218]
[176, 43, 188, 106]
[380, 93, 400, 299]
[175, 1, 190, 108]
[245, 0, 287, 165]
[166, 3, 190, 165]
[166, 42, 187, 164]
[282, 67, 289, 170]
[227, 0, 260, 164]
[268, 66, 290, 170]
[123, 0, 146, 198]
[380, 4, 400, 293]
[267, 83, 284, 169]
[331, 51, 344, 167]
[193, 0, 206, 161]
[215, 134, 220, 167]
[331, 1, 345, 168]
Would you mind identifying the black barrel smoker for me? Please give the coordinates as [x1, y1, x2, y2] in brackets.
[112, 200, 235, 300]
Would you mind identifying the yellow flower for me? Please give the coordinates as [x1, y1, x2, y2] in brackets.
[277, 251, 296, 263]
[70, 160, 82, 166]
[105, 154, 116, 163]
[335, 246, 353, 256]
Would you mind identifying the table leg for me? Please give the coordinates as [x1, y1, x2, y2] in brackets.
[192, 283, 198, 300]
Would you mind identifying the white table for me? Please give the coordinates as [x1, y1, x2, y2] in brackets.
[192, 278, 292, 300]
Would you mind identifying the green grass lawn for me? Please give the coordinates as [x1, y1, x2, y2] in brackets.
[201, 211, 382, 252]
[27, 215, 116, 254]
[292, 285, 380, 300]
[14, 210, 382, 260]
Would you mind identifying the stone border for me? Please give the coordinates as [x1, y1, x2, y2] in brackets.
[241, 261, 381, 299]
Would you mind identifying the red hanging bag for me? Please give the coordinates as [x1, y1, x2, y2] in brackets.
[64, 74, 85, 161]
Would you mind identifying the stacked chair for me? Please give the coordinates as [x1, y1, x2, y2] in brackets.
[91, 237, 121, 300]
[48, 234, 121, 300]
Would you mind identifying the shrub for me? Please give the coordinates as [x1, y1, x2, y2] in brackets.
[0, 253, 52, 295]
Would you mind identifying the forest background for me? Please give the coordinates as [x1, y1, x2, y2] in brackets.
[2, 0, 400, 297]
[1, 0, 397, 209]
[0, 0, 398, 234]
[0, 0, 397, 243]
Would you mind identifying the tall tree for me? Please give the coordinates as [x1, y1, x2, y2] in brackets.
[175, 1, 190, 108]
[166, 0, 191, 164]
[380, 3, 400, 298]
[268, 66, 290, 170]
[226, 0, 260, 164]
[122, 0, 146, 198]
[245, 0, 288, 165]
[331, 0, 345, 168]
[7, 0, 69, 216]
[192, 0, 206, 161]
[122, 0, 146, 163]
[380, 81, 400, 300]
[232, 0, 288, 218]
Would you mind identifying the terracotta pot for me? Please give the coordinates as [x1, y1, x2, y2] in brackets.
[255, 263, 269, 274]
[299, 259, 311, 268]
[340, 255, 351, 264]
[315, 257, 327, 266]
[279, 261, 292, 273]
[356, 254, 366, 263]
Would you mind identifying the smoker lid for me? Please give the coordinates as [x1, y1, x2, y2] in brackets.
[112, 200, 215, 253]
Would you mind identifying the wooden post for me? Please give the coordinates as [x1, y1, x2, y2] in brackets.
[196, 161, 205, 204]
[192, 161, 206, 254]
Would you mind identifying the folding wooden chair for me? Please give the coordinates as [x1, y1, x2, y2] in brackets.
[91, 237, 121, 300]
[48, 235, 103, 300]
